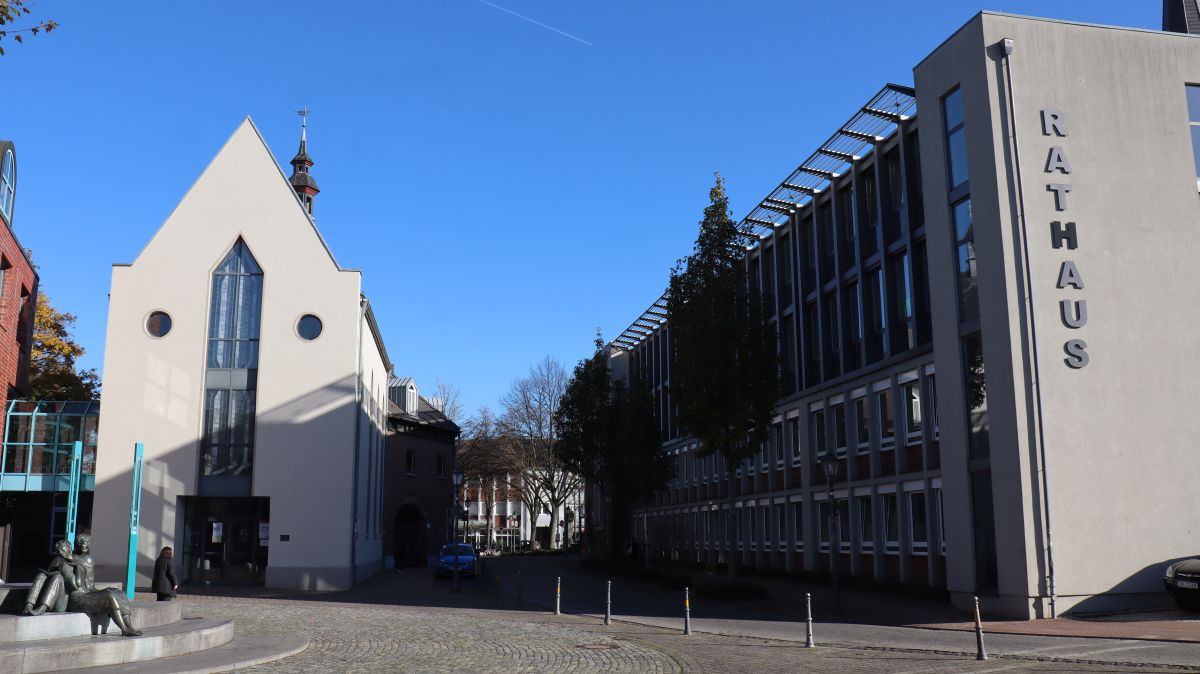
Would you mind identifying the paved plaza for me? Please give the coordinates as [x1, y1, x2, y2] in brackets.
[164, 560, 1200, 673]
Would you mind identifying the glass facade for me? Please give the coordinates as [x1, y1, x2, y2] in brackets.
[1, 401, 99, 487]
[202, 240, 263, 479]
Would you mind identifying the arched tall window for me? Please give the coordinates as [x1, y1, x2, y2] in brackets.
[0, 149, 15, 223]
[202, 239, 262, 478]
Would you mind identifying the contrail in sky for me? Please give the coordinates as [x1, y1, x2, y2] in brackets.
[474, 0, 594, 46]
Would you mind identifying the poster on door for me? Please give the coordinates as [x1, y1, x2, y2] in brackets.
[259, 522, 269, 546]
[211, 522, 223, 543]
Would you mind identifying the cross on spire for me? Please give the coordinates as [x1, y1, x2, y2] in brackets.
[296, 107, 309, 141]
[289, 107, 319, 215]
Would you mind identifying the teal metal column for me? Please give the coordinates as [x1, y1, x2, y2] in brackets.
[125, 442, 144, 600]
[66, 440, 83, 546]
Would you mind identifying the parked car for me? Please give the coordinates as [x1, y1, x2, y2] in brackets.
[1164, 558, 1200, 610]
[436, 543, 476, 578]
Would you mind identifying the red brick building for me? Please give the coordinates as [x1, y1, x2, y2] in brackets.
[0, 140, 40, 434]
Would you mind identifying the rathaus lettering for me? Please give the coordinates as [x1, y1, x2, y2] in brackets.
[1041, 108, 1088, 368]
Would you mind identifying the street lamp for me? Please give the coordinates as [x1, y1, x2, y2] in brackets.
[822, 455, 840, 611]
[452, 468, 464, 593]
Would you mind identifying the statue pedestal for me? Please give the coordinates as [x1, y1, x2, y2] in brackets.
[0, 600, 179, 641]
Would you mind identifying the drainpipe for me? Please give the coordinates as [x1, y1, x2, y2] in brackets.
[350, 295, 367, 586]
[1000, 37, 1057, 619]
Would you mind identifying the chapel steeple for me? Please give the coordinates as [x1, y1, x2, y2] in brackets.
[289, 108, 320, 215]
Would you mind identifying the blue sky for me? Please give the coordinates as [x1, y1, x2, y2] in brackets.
[1, 1, 1152, 419]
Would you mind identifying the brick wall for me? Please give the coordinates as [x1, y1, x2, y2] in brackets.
[0, 217, 38, 441]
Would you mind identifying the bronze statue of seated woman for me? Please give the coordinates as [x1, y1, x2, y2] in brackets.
[63, 534, 141, 637]
[22, 539, 73, 615]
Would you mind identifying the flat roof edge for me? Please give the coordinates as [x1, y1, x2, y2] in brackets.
[914, 11, 1198, 73]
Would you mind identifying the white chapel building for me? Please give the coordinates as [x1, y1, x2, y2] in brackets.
[90, 118, 393, 590]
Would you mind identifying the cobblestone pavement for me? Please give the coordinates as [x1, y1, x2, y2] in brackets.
[172, 573, 1198, 673]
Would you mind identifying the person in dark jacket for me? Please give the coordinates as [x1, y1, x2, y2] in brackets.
[153, 547, 179, 601]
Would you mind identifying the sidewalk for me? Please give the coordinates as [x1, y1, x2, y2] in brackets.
[489, 554, 1200, 645]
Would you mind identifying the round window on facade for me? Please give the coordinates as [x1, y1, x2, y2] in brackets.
[146, 311, 172, 338]
[297, 314, 323, 341]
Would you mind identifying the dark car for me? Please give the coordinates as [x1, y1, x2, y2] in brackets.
[436, 543, 476, 578]
[1164, 558, 1200, 610]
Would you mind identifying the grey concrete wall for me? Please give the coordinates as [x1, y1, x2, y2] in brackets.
[917, 12, 1200, 616]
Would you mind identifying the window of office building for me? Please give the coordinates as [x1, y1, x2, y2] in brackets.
[788, 417, 800, 460]
[963, 335, 990, 459]
[854, 396, 869, 453]
[792, 501, 804, 549]
[838, 186, 856, 270]
[819, 500, 831, 547]
[801, 216, 817, 290]
[877, 388, 895, 449]
[927, 373, 939, 439]
[775, 503, 785, 546]
[781, 314, 797, 396]
[762, 244, 776, 312]
[906, 131, 924, 229]
[803, 301, 819, 387]
[778, 230, 794, 308]
[903, 379, 922, 440]
[889, 253, 914, 352]
[864, 267, 886, 362]
[882, 492, 899, 551]
[832, 403, 847, 456]
[1187, 85, 1200, 185]
[811, 409, 826, 456]
[761, 505, 770, 543]
[858, 494, 874, 549]
[952, 198, 978, 322]
[883, 149, 904, 244]
[823, 292, 840, 379]
[909, 490, 928, 553]
[837, 499, 850, 550]
[842, 281, 862, 371]
[819, 203, 835, 283]
[405, 449, 416, 475]
[943, 88, 968, 189]
[912, 239, 933, 343]
[859, 167, 879, 258]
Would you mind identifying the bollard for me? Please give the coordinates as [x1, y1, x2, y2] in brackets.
[605, 580, 612, 626]
[517, 569, 523, 605]
[974, 595, 988, 661]
[555, 576, 561, 615]
[683, 586, 692, 635]
[804, 592, 815, 648]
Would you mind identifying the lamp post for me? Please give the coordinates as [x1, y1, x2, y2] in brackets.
[822, 455, 840, 613]
[452, 468, 464, 593]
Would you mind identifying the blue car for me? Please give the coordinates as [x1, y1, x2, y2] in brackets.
[436, 543, 476, 578]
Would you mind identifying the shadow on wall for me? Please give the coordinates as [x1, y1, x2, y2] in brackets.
[1064, 555, 1197, 615]
[81, 375, 385, 592]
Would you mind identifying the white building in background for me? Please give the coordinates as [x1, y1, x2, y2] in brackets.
[462, 475, 584, 551]
[91, 118, 393, 590]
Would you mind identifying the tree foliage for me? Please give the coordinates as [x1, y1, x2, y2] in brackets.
[29, 292, 99, 401]
[556, 334, 672, 504]
[667, 174, 779, 575]
[668, 174, 778, 466]
[0, 0, 57, 56]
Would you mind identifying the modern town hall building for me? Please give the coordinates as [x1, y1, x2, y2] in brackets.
[611, 9, 1200, 619]
[90, 119, 393, 590]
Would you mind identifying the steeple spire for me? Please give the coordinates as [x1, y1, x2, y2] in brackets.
[289, 108, 319, 215]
